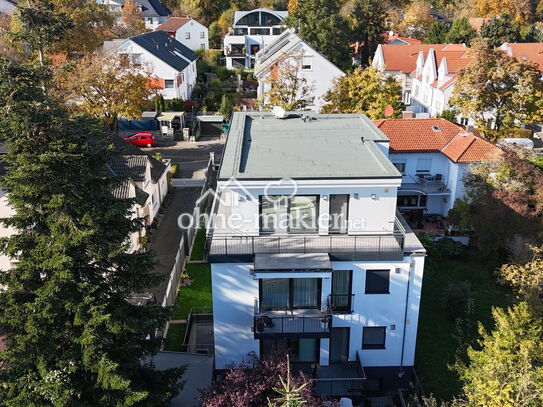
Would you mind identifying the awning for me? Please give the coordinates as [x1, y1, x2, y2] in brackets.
[254, 253, 332, 272]
[141, 111, 157, 120]
[157, 111, 184, 121]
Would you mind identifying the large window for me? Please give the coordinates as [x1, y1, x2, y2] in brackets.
[365, 270, 390, 294]
[416, 158, 432, 173]
[331, 270, 352, 312]
[397, 194, 427, 208]
[261, 338, 319, 363]
[260, 278, 320, 311]
[362, 327, 386, 349]
[288, 195, 319, 233]
[164, 79, 175, 89]
[259, 195, 285, 233]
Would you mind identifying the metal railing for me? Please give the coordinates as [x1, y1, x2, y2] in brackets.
[206, 231, 405, 260]
[400, 175, 449, 194]
[254, 298, 331, 337]
[313, 351, 366, 397]
[328, 294, 355, 314]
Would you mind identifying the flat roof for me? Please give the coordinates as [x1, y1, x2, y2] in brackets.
[254, 253, 332, 271]
[219, 112, 400, 180]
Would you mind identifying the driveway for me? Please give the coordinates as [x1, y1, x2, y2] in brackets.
[149, 187, 203, 305]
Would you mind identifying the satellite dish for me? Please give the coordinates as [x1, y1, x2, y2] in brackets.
[384, 105, 394, 117]
[272, 106, 286, 119]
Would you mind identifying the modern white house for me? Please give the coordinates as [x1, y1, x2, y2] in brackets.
[0, 0, 16, 14]
[156, 16, 209, 51]
[206, 111, 426, 398]
[96, 0, 169, 29]
[223, 8, 288, 69]
[114, 31, 198, 100]
[254, 29, 345, 111]
[374, 118, 499, 219]
[372, 43, 468, 108]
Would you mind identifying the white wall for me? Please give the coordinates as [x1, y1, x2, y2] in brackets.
[213, 180, 400, 236]
[212, 263, 259, 368]
[211, 254, 426, 369]
[175, 20, 209, 51]
[0, 0, 15, 14]
[256, 42, 344, 111]
[118, 41, 196, 100]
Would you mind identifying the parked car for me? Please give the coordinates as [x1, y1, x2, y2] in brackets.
[123, 132, 156, 148]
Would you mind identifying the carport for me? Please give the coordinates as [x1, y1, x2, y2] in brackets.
[197, 115, 224, 138]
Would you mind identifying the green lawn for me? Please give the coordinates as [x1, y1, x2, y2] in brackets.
[190, 229, 206, 261]
[415, 247, 514, 400]
[170, 263, 212, 320]
[163, 323, 186, 352]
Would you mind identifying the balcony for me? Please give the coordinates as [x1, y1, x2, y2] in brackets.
[400, 174, 449, 195]
[328, 294, 355, 314]
[313, 351, 366, 397]
[254, 299, 331, 339]
[206, 217, 406, 262]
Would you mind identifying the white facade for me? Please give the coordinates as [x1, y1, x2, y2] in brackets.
[207, 112, 426, 396]
[96, 0, 169, 29]
[0, 0, 15, 14]
[173, 19, 209, 51]
[223, 9, 288, 69]
[116, 36, 197, 100]
[254, 29, 345, 111]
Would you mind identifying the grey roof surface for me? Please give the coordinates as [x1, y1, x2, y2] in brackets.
[111, 136, 167, 183]
[254, 253, 332, 271]
[233, 8, 288, 25]
[110, 155, 148, 182]
[219, 112, 400, 180]
[130, 31, 198, 72]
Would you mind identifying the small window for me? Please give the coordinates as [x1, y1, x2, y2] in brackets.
[416, 158, 431, 173]
[185, 32, 190, 39]
[365, 270, 390, 294]
[200, 31, 205, 38]
[393, 162, 405, 174]
[302, 64, 312, 70]
[362, 327, 386, 349]
[201, 43, 206, 50]
[164, 79, 175, 89]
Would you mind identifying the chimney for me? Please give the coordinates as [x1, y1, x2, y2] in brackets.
[402, 111, 415, 119]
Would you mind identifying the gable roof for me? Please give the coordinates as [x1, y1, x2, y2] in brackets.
[156, 17, 194, 32]
[377, 43, 468, 74]
[130, 30, 197, 72]
[111, 136, 167, 183]
[145, 0, 169, 16]
[373, 118, 499, 163]
[254, 28, 344, 76]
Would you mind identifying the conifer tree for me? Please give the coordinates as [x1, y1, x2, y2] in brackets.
[0, 59, 184, 406]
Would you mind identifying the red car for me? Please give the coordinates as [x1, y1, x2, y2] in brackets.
[123, 132, 156, 148]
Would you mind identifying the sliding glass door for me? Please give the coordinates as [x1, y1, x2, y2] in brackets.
[330, 270, 352, 312]
[261, 338, 320, 363]
[260, 278, 321, 311]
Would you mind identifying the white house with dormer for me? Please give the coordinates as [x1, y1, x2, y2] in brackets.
[156, 17, 209, 51]
[108, 30, 198, 100]
[254, 29, 345, 111]
[96, 0, 169, 29]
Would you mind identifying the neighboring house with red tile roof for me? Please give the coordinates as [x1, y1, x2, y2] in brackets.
[374, 118, 499, 216]
[372, 43, 469, 107]
[499, 42, 543, 71]
[155, 16, 209, 51]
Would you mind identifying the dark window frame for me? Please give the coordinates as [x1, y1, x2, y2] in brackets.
[365, 269, 390, 294]
[259, 278, 322, 311]
[260, 338, 320, 363]
[362, 326, 386, 349]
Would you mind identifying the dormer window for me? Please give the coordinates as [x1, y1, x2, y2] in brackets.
[432, 125, 441, 131]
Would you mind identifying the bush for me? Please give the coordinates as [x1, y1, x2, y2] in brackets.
[170, 163, 180, 177]
[440, 281, 473, 319]
[420, 234, 465, 258]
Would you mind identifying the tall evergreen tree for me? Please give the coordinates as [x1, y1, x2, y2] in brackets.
[424, 22, 449, 44]
[0, 60, 184, 405]
[480, 13, 521, 47]
[445, 17, 477, 44]
[287, 0, 350, 69]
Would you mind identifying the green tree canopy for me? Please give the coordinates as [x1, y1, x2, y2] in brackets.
[287, 0, 350, 69]
[424, 21, 449, 44]
[322, 66, 405, 118]
[0, 59, 184, 406]
[445, 17, 477, 44]
[480, 13, 521, 47]
[458, 302, 543, 407]
[450, 38, 543, 132]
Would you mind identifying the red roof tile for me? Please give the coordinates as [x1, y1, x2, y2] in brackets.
[380, 44, 469, 74]
[501, 43, 543, 71]
[156, 17, 193, 32]
[374, 118, 500, 162]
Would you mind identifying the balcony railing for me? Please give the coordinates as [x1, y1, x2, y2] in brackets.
[206, 219, 405, 261]
[254, 298, 331, 338]
[328, 294, 355, 314]
[400, 174, 449, 194]
[313, 351, 366, 397]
